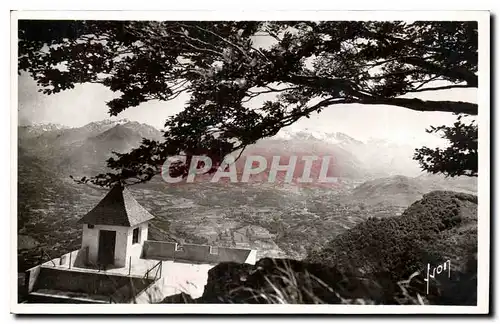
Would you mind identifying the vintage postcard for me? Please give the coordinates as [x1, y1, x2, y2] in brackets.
[11, 10, 490, 314]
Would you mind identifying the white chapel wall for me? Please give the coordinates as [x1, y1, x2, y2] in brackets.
[126, 221, 149, 262]
[81, 224, 129, 267]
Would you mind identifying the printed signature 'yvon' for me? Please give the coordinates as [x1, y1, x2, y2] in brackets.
[424, 260, 451, 294]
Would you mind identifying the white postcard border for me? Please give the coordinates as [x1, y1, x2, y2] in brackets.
[10, 10, 491, 314]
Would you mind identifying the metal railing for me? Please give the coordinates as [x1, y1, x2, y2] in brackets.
[109, 261, 163, 304]
[143, 261, 162, 281]
[41, 248, 56, 266]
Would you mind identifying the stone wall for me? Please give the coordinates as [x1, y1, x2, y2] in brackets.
[34, 267, 152, 300]
[142, 241, 256, 264]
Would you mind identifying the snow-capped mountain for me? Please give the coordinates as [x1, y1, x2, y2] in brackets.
[81, 118, 136, 133]
[18, 123, 69, 138]
[272, 128, 422, 178]
[18, 119, 164, 175]
[274, 128, 364, 146]
[30, 122, 68, 131]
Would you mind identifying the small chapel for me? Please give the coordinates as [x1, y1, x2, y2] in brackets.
[77, 183, 154, 269]
[23, 183, 257, 303]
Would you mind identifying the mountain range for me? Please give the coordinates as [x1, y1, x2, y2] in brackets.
[19, 119, 163, 175]
[272, 128, 423, 178]
[18, 119, 411, 179]
[18, 118, 476, 203]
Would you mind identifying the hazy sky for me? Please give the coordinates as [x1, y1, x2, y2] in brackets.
[18, 71, 476, 147]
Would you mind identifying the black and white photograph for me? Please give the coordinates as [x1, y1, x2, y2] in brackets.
[11, 10, 490, 314]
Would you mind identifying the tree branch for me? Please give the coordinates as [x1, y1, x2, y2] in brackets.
[408, 84, 472, 93]
[354, 97, 478, 115]
[401, 56, 478, 87]
[191, 24, 252, 60]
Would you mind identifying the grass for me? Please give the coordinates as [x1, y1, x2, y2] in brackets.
[204, 259, 432, 305]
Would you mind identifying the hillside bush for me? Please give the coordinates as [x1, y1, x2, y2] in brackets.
[306, 191, 477, 304]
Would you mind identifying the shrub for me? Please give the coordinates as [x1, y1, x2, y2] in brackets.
[306, 191, 477, 305]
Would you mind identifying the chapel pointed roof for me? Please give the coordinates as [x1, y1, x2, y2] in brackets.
[78, 183, 154, 227]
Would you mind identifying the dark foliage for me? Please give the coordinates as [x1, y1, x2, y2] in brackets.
[307, 191, 477, 305]
[18, 20, 478, 186]
[414, 115, 478, 177]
